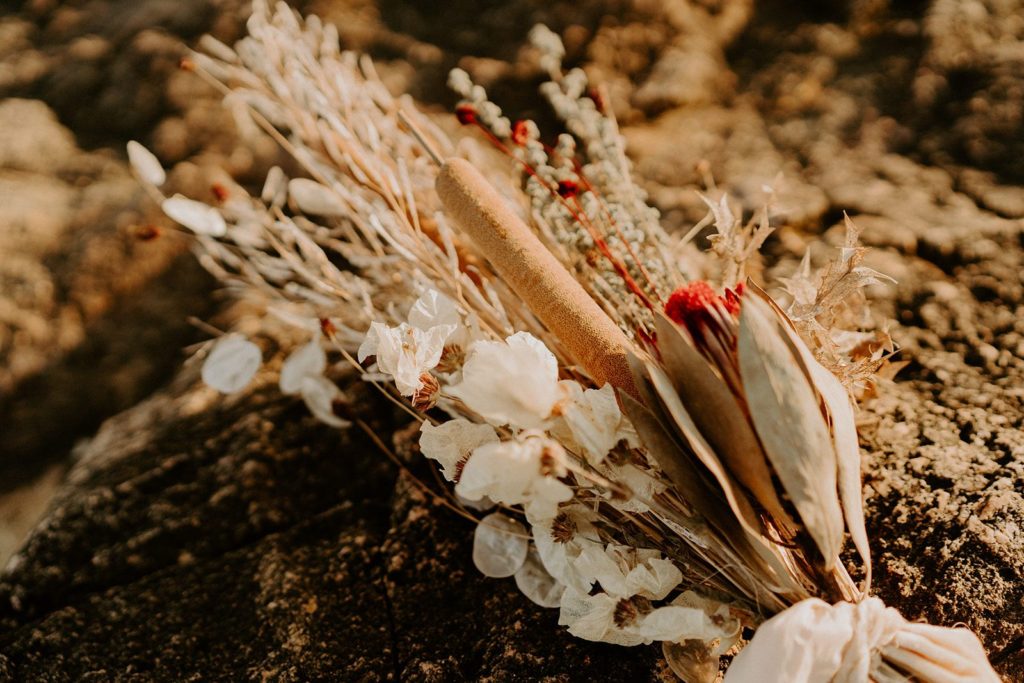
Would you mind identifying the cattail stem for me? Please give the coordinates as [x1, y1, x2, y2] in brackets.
[437, 158, 638, 399]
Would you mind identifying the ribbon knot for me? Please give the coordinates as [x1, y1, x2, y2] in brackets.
[725, 597, 999, 682]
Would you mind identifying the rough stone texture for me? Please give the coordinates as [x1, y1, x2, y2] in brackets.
[0, 0, 265, 504]
[0, 94, 217, 529]
[0, 369, 660, 681]
[0, 0, 270, 545]
[1, 0, 1023, 680]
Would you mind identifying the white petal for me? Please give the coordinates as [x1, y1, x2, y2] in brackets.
[418, 419, 498, 481]
[624, 557, 682, 601]
[357, 322, 453, 396]
[558, 589, 642, 646]
[300, 375, 349, 428]
[408, 289, 461, 332]
[514, 547, 565, 608]
[280, 339, 327, 394]
[456, 439, 572, 517]
[633, 605, 720, 642]
[472, 512, 528, 578]
[449, 332, 560, 429]
[126, 141, 166, 186]
[163, 195, 226, 236]
[560, 382, 628, 464]
[288, 178, 347, 216]
[522, 475, 574, 522]
[605, 463, 665, 514]
[573, 543, 629, 597]
[356, 322, 385, 363]
[201, 334, 261, 393]
[532, 509, 600, 594]
[672, 591, 744, 655]
[456, 440, 534, 504]
[456, 492, 495, 512]
[396, 325, 452, 395]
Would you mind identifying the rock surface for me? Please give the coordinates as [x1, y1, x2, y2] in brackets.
[1, 0, 1022, 680]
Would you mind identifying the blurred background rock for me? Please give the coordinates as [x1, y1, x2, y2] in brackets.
[0, 0, 1022, 679]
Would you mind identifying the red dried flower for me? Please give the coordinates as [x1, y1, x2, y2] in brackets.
[211, 182, 230, 202]
[455, 104, 477, 125]
[556, 179, 579, 199]
[663, 280, 746, 392]
[723, 282, 745, 316]
[665, 281, 719, 327]
[511, 119, 529, 146]
[319, 317, 337, 338]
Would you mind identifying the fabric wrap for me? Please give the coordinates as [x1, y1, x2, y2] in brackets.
[725, 597, 1000, 682]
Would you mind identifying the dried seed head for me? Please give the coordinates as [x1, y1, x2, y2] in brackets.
[435, 345, 465, 374]
[550, 511, 577, 544]
[613, 596, 653, 628]
[412, 373, 440, 411]
[453, 456, 469, 484]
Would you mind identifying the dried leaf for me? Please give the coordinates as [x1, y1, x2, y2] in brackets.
[642, 359, 807, 596]
[618, 391, 718, 520]
[737, 295, 844, 568]
[644, 359, 764, 540]
[807, 359, 871, 594]
[653, 313, 795, 534]
[749, 283, 871, 590]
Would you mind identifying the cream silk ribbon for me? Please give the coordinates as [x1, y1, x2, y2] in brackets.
[725, 597, 1000, 682]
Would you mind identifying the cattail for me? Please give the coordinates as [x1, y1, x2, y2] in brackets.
[437, 158, 638, 399]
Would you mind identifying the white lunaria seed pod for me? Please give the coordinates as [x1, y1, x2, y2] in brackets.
[514, 547, 564, 608]
[473, 513, 528, 578]
[202, 334, 261, 394]
[279, 339, 327, 395]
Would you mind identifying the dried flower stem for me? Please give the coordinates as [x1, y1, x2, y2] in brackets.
[437, 158, 638, 399]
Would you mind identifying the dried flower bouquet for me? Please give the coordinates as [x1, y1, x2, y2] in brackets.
[129, 2, 1000, 680]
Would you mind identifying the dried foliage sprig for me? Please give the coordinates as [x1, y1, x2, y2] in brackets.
[129, 2, 999, 681]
